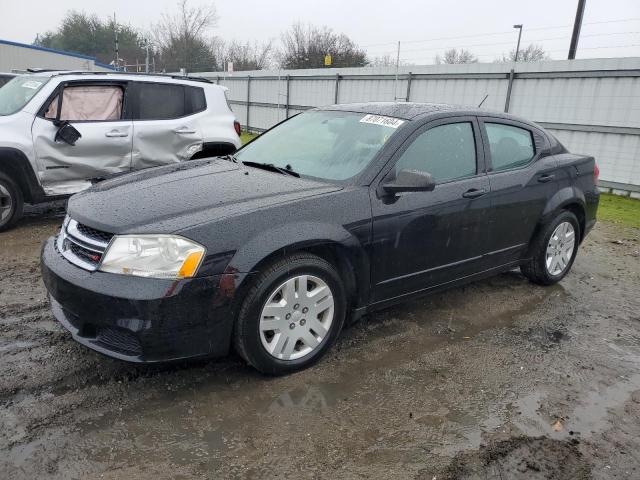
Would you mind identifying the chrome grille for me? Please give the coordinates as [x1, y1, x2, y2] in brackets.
[56, 216, 112, 271]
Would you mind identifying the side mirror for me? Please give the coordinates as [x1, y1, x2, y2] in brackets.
[55, 122, 81, 146]
[383, 169, 436, 194]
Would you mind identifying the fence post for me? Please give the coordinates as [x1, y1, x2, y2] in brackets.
[334, 74, 340, 104]
[285, 75, 291, 118]
[406, 72, 413, 102]
[246, 76, 251, 132]
[504, 69, 515, 113]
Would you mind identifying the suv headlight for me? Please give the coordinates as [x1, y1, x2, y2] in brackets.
[99, 235, 206, 279]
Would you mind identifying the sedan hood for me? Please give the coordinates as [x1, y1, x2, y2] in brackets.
[68, 159, 341, 234]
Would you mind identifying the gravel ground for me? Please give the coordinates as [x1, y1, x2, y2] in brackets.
[1, 204, 639, 479]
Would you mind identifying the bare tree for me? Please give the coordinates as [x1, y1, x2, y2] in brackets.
[497, 44, 550, 62]
[221, 40, 274, 71]
[152, 0, 219, 72]
[435, 48, 478, 64]
[279, 23, 368, 69]
[368, 54, 413, 67]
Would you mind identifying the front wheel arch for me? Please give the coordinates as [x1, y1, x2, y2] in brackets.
[228, 240, 363, 328]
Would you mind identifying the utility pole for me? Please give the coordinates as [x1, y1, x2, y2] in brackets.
[114, 13, 119, 71]
[394, 41, 401, 101]
[568, 0, 587, 59]
[145, 40, 150, 73]
[513, 24, 523, 62]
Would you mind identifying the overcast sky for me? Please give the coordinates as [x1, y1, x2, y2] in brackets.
[2, 0, 639, 64]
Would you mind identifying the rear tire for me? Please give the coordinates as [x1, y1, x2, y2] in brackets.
[521, 210, 580, 286]
[233, 253, 346, 375]
[0, 173, 23, 232]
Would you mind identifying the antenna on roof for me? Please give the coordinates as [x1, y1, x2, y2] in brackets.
[478, 94, 489, 108]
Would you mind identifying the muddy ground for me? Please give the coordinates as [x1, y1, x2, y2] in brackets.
[1, 204, 639, 479]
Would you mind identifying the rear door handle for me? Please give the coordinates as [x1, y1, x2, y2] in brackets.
[462, 188, 487, 199]
[105, 130, 128, 138]
[538, 173, 555, 183]
[173, 128, 196, 134]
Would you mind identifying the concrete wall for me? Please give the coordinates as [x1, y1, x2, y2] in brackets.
[195, 57, 640, 192]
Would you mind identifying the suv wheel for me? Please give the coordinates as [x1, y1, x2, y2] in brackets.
[0, 173, 23, 232]
[521, 210, 580, 285]
[233, 253, 346, 375]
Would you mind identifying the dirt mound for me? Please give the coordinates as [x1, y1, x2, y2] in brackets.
[444, 436, 591, 480]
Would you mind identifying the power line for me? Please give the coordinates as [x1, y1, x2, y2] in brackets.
[360, 17, 640, 49]
[367, 31, 640, 56]
[401, 43, 640, 63]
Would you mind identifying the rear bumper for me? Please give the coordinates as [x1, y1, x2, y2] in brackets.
[41, 236, 237, 363]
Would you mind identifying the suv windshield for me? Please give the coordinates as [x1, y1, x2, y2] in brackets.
[235, 110, 405, 181]
[0, 75, 49, 116]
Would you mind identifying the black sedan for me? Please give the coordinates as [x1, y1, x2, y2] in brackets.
[41, 103, 599, 374]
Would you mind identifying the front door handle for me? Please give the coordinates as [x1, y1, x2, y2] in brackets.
[105, 130, 128, 138]
[538, 173, 555, 183]
[462, 188, 487, 199]
[173, 128, 196, 134]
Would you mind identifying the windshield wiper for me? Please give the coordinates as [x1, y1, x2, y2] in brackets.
[242, 161, 300, 177]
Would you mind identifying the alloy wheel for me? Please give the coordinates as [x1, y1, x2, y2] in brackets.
[546, 221, 576, 276]
[0, 183, 13, 223]
[259, 274, 335, 361]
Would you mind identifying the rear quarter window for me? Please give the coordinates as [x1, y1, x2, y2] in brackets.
[186, 86, 206, 113]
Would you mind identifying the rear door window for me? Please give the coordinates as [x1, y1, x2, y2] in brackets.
[394, 122, 477, 183]
[136, 83, 185, 120]
[45, 85, 124, 121]
[484, 122, 535, 171]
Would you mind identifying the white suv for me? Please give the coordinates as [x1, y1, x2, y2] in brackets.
[0, 71, 241, 230]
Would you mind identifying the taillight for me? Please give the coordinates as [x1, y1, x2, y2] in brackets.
[594, 162, 600, 186]
[234, 121, 241, 136]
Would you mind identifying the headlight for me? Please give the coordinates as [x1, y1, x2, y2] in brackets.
[99, 235, 206, 279]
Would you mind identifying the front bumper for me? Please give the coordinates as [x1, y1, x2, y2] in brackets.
[41, 236, 237, 362]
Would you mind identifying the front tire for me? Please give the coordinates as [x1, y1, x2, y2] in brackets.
[0, 173, 23, 232]
[233, 253, 346, 375]
[521, 210, 580, 285]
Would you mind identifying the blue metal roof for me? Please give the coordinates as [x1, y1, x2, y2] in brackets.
[0, 38, 115, 70]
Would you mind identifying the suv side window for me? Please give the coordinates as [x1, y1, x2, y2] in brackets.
[395, 122, 477, 183]
[485, 123, 535, 171]
[45, 85, 124, 121]
[187, 86, 206, 113]
[136, 83, 185, 120]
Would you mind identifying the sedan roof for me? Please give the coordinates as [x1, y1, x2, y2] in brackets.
[319, 102, 538, 128]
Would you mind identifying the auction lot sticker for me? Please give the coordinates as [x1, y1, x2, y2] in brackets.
[360, 114, 405, 128]
[22, 81, 43, 90]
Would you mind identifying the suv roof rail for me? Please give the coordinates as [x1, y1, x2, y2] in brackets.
[43, 70, 213, 84]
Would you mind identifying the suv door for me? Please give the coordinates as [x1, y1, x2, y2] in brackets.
[370, 117, 492, 303]
[478, 118, 559, 266]
[130, 81, 205, 169]
[32, 81, 133, 195]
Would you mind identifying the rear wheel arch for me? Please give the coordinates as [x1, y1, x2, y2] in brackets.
[190, 142, 237, 160]
[562, 203, 585, 243]
[533, 188, 586, 248]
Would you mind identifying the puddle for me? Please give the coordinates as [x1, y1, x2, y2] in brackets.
[512, 373, 640, 439]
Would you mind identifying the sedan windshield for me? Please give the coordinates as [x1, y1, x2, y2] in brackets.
[0, 75, 49, 116]
[235, 110, 405, 181]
